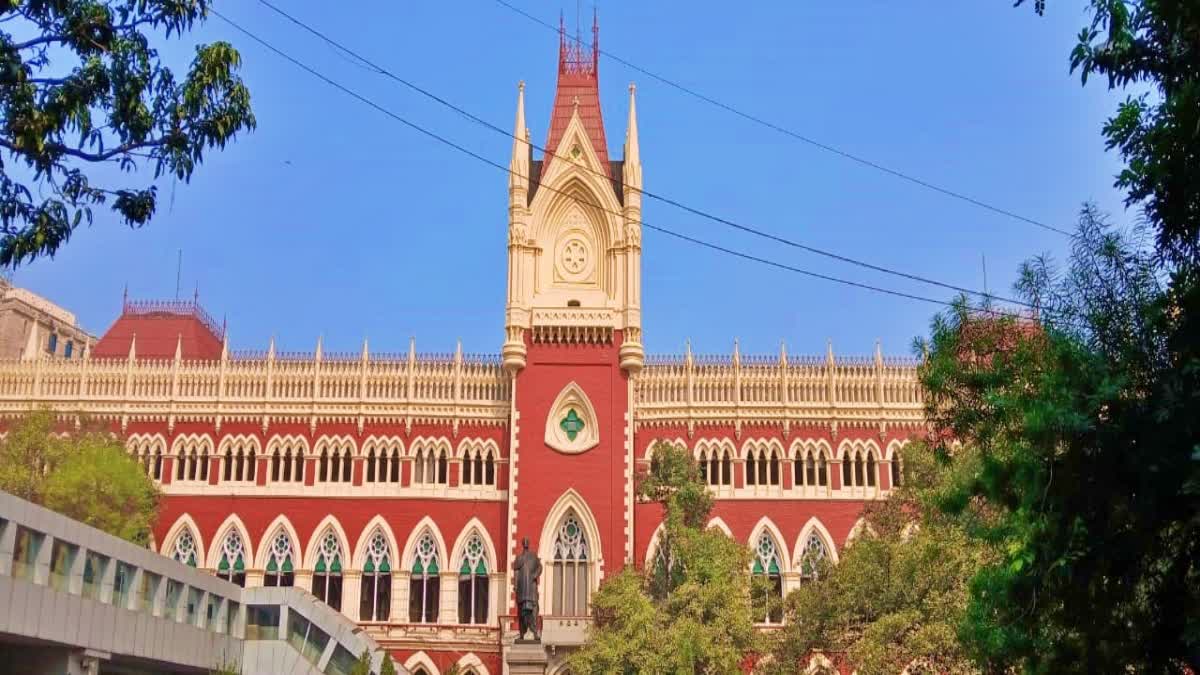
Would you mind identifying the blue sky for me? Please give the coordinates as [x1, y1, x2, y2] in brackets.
[11, 1, 1128, 359]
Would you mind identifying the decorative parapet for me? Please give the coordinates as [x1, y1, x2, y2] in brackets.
[634, 343, 924, 432]
[0, 341, 511, 431]
[123, 297, 225, 340]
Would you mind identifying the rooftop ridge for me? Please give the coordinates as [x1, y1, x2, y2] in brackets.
[122, 297, 225, 340]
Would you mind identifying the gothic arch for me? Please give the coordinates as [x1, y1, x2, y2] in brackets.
[409, 435, 452, 458]
[314, 434, 357, 457]
[302, 515, 351, 569]
[789, 438, 832, 460]
[402, 651, 440, 675]
[450, 518, 499, 573]
[643, 437, 686, 461]
[836, 438, 881, 461]
[706, 517, 733, 537]
[351, 515, 400, 570]
[253, 515, 301, 570]
[884, 438, 910, 461]
[170, 432, 212, 457]
[643, 522, 667, 569]
[544, 382, 600, 454]
[455, 437, 497, 460]
[126, 432, 166, 453]
[453, 653, 490, 675]
[217, 433, 261, 455]
[694, 437, 735, 460]
[794, 517, 840, 567]
[362, 435, 404, 456]
[206, 514, 253, 570]
[747, 516, 791, 572]
[741, 437, 784, 459]
[265, 434, 309, 455]
[401, 516, 450, 573]
[160, 514, 206, 566]
[537, 489, 604, 568]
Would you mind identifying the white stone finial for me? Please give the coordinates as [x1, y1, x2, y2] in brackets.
[267, 335, 276, 360]
[624, 82, 642, 191]
[510, 81, 530, 193]
[128, 333, 137, 362]
[827, 339, 835, 364]
[875, 339, 883, 365]
[455, 338, 463, 363]
[221, 332, 229, 361]
[314, 335, 323, 361]
[174, 333, 183, 362]
[361, 337, 370, 361]
[408, 336, 417, 360]
[780, 339, 788, 364]
[732, 338, 740, 363]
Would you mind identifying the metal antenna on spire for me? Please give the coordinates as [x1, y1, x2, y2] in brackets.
[981, 254, 990, 300]
[175, 249, 182, 300]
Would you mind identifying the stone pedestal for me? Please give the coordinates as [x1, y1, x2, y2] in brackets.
[506, 641, 549, 675]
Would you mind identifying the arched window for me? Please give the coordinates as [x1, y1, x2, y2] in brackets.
[746, 451, 757, 486]
[799, 532, 829, 582]
[409, 532, 440, 623]
[462, 445, 497, 487]
[797, 447, 830, 488]
[457, 533, 489, 624]
[360, 530, 392, 622]
[751, 533, 783, 623]
[552, 513, 590, 616]
[890, 451, 903, 488]
[746, 446, 780, 487]
[216, 530, 246, 587]
[264, 531, 295, 587]
[366, 448, 378, 483]
[389, 447, 401, 482]
[312, 530, 344, 611]
[198, 445, 209, 481]
[700, 446, 732, 487]
[866, 452, 876, 487]
[319, 449, 330, 482]
[172, 529, 198, 567]
[152, 447, 163, 481]
[414, 445, 448, 486]
[271, 449, 282, 482]
[341, 446, 352, 483]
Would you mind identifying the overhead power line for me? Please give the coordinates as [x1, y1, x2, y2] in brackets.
[243, 0, 1038, 311]
[209, 9, 1035, 322]
[491, 0, 1076, 239]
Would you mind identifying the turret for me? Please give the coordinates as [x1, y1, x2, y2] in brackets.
[509, 81, 530, 201]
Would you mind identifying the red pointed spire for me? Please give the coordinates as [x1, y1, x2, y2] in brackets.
[545, 9, 610, 178]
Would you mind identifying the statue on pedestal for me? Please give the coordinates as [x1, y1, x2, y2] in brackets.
[514, 537, 542, 642]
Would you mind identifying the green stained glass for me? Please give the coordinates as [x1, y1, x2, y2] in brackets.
[475, 560, 487, 575]
[560, 408, 585, 441]
[266, 558, 278, 573]
[233, 556, 244, 572]
[379, 559, 390, 573]
[186, 552, 196, 567]
[752, 559, 764, 574]
[412, 560, 424, 575]
[365, 559, 375, 573]
[282, 558, 293, 573]
[315, 559, 327, 574]
[428, 559, 439, 574]
[768, 559, 780, 574]
[330, 558, 341, 573]
[218, 557, 230, 572]
[460, 560, 472, 575]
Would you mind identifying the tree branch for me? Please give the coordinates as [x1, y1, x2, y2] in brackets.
[0, 138, 166, 163]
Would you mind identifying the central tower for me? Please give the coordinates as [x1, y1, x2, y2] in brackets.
[502, 17, 645, 649]
[502, 15, 643, 373]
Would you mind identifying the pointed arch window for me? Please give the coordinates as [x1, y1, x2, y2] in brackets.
[172, 529, 199, 567]
[699, 445, 732, 487]
[264, 531, 296, 587]
[842, 445, 877, 488]
[746, 445, 781, 487]
[216, 531, 246, 587]
[270, 440, 305, 484]
[408, 532, 440, 623]
[751, 533, 783, 623]
[796, 447, 830, 488]
[799, 532, 830, 582]
[457, 533, 490, 624]
[360, 530, 392, 622]
[891, 451, 903, 488]
[462, 445, 496, 487]
[551, 513, 590, 616]
[311, 530, 344, 611]
[413, 444, 448, 486]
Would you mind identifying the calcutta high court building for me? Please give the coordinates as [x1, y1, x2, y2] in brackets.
[0, 22, 925, 675]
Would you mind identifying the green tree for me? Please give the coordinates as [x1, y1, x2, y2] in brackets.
[349, 650, 371, 675]
[378, 655, 396, 675]
[920, 205, 1197, 672]
[567, 442, 760, 675]
[0, 0, 255, 266]
[0, 409, 160, 545]
[766, 442, 990, 675]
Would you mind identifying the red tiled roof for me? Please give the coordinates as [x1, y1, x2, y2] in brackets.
[544, 18, 610, 179]
[92, 299, 224, 360]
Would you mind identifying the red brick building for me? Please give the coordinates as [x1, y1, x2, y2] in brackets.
[0, 23, 924, 675]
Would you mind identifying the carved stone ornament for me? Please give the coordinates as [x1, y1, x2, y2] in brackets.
[544, 381, 600, 454]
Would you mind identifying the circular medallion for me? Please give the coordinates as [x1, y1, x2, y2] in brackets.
[558, 236, 590, 280]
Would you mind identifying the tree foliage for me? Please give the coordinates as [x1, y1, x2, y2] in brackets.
[1018, 0, 1199, 266]
[0, 409, 160, 545]
[766, 442, 990, 675]
[0, 0, 255, 266]
[567, 442, 761, 675]
[919, 205, 1198, 673]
